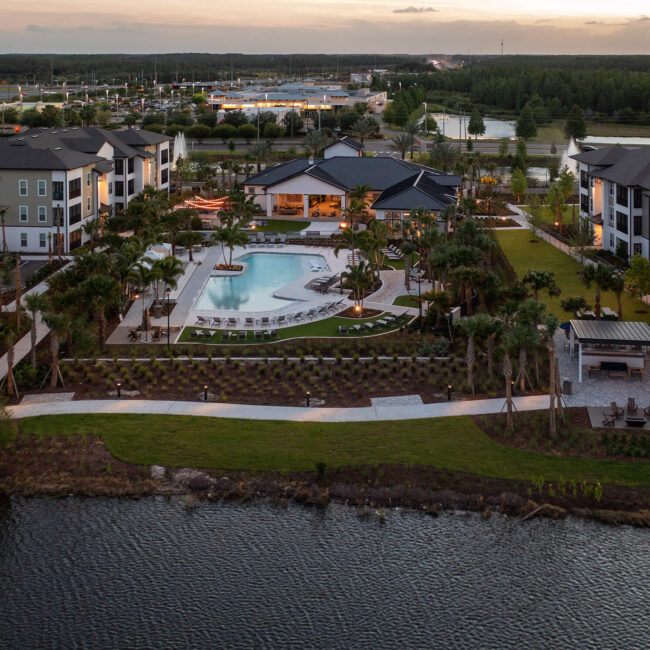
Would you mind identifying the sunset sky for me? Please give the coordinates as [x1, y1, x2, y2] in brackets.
[1, 0, 649, 54]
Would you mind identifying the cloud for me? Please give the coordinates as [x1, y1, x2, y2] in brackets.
[393, 6, 437, 14]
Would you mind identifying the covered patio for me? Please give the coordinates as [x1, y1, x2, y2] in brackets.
[569, 320, 650, 383]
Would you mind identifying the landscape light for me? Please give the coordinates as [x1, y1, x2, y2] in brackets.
[116, 381, 121, 398]
[339, 221, 348, 229]
[305, 391, 311, 407]
[447, 384, 452, 401]
[203, 384, 208, 401]
[354, 304, 361, 312]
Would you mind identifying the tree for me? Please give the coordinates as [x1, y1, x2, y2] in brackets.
[516, 104, 537, 140]
[467, 106, 486, 139]
[77, 275, 119, 350]
[303, 130, 330, 157]
[263, 122, 284, 141]
[545, 184, 566, 233]
[177, 231, 204, 262]
[213, 124, 237, 142]
[237, 123, 257, 144]
[512, 138, 528, 173]
[187, 124, 212, 142]
[543, 314, 560, 439]
[41, 312, 70, 389]
[282, 110, 303, 137]
[500, 331, 517, 430]
[429, 141, 457, 172]
[426, 289, 452, 329]
[345, 184, 373, 230]
[564, 104, 587, 141]
[350, 117, 375, 146]
[197, 112, 218, 128]
[334, 227, 368, 267]
[154, 255, 184, 292]
[41, 104, 61, 127]
[0, 324, 17, 398]
[455, 315, 481, 394]
[624, 254, 650, 300]
[23, 294, 47, 369]
[498, 139, 509, 157]
[510, 169, 527, 203]
[341, 261, 373, 310]
[557, 165, 576, 223]
[579, 263, 613, 320]
[523, 270, 559, 302]
[608, 273, 626, 320]
[249, 140, 272, 172]
[393, 101, 409, 129]
[389, 133, 411, 160]
[210, 224, 248, 267]
[223, 110, 248, 127]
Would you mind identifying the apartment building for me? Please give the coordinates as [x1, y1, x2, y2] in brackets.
[0, 127, 170, 253]
[572, 146, 650, 260]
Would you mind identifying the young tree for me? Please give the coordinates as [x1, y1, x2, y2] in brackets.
[282, 110, 304, 137]
[510, 169, 527, 203]
[564, 104, 587, 141]
[624, 254, 650, 301]
[546, 184, 566, 233]
[467, 106, 486, 139]
[516, 104, 537, 140]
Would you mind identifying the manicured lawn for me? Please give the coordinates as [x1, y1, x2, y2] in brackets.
[254, 219, 310, 233]
[530, 121, 566, 144]
[587, 123, 650, 138]
[20, 413, 650, 486]
[523, 205, 577, 226]
[179, 312, 408, 344]
[496, 230, 650, 322]
[393, 294, 419, 308]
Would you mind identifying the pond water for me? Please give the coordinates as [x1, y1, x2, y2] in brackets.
[0, 497, 648, 649]
[427, 113, 516, 140]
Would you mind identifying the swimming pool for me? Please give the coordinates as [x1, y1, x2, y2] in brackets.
[195, 252, 329, 312]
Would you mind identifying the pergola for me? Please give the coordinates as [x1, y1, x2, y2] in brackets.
[569, 320, 650, 382]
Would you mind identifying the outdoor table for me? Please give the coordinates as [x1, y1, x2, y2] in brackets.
[624, 416, 647, 428]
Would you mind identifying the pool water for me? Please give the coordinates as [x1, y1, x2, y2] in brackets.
[196, 252, 329, 312]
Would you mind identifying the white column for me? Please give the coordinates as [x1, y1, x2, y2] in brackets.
[266, 193, 272, 217]
[340, 194, 347, 211]
[303, 194, 310, 219]
[570, 326, 575, 360]
[578, 342, 583, 383]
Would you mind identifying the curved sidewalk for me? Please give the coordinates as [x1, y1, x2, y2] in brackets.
[9, 395, 552, 423]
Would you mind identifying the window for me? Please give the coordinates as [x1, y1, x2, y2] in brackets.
[127, 179, 135, 196]
[86, 197, 91, 212]
[19, 206, 28, 222]
[86, 171, 91, 187]
[608, 206, 614, 225]
[633, 188, 643, 209]
[609, 183, 615, 197]
[38, 180, 47, 196]
[115, 180, 124, 196]
[616, 184, 628, 207]
[580, 194, 589, 213]
[69, 229, 82, 250]
[580, 170, 589, 189]
[115, 159, 124, 175]
[633, 215, 642, 236]
[161, 168, 168, 184]
[161, 148, 168, 165]
[609, 233, 614, 248]
[69, 203, 81, 225]
[633, 243, 642, 256]
[108, 182, 113, 196]
[68, 177, 81, 199]
[39, 233, 47, 248]
[18, 180, 28, 196]
[616, 211, 628, 234]
[20, 233, 27, 248]
[52, 181, 64, 201]
[127, 158, 134, 174]
[38, 206, 47, 222]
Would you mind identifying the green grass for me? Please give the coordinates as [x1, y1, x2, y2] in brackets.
[496, 230, 650, 322]
[587, 122, 650, 138]
[530, 121, 566, 144]
[254, 220, 310, 233]
[523, 205, 576, 226]
[393, 295, 419, 308]
[19, 413, 650, 486]
[179, 312, 407, 344]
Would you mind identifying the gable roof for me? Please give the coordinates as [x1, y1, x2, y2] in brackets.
[324, 136, 364, 152]
[0, 139, 103, 170]
[588, 147, 650, 189]
[371, 171, 458, 212]
[570, 145, 632, 166]
[244, 158, 314, 186]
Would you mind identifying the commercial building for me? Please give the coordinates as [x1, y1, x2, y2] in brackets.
[572, 146, 650, 260]
[0, 126, 170, 253]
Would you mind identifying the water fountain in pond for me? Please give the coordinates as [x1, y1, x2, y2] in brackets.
[172, 132, 187, 169]
[560, 138, 580, 175]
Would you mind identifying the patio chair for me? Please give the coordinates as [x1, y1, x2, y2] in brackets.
[237, 331, 247, 342]
[190, 329, 202, 339]
[244, 317, 254, 328]
[222, 331, 234, 341]
[610, 402, 624, 418]
[338, 326, 348, 335]
[365, 322, 376, 331]
[269, 329, 279, 339]
[254, 330, 264, 341]
[305, 309, 318, 320]
[601, 411, 616, 427]
[627, 397, 638, 414]
[260, 317, 271, 328]
[151, 329, 161, 341]
[227, 317, 239, 328]
[127, 328, 139, 341]
[276, 315, 288, 326]
[195, 315, 207, 325]
[211, 316, 222, 327]
[292, 311, 305, 321]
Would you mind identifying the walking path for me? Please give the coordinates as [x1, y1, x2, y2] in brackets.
[10, 393, 555, 422]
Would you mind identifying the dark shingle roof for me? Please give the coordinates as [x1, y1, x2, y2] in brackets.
[245, 159, 314, 186]
[589, 147, 650, 189]
[570, 145, 631, 166]
[112, 129, 171, 147]
[371, 171, 458, 212]
[0, 139, 103, 170]
[324, 136, 364, 152]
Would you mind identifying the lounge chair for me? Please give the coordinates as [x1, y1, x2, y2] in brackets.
[260, 317, 271, 328]
[305, 309, 318, 320]
[269, 329, 279, 339]
[627, 397, 638, 414]
[338, 326, 348, 335]
[222, 331, 234, 341]
[227, 317, 239, 328]
[211, 316, 222, 327]
[292, 311, 305, 321]
[276, 315, 287, 326]
[254, 330, 264, 341]
[601, 411, 616, 427]
[237, 331, 247, 342]
[195, 315, 207, 325]
[610, 402, 624, 418]
[365, 322, 375, 331]
[244, 317, 254, 328]
[190, 329, 202, 339]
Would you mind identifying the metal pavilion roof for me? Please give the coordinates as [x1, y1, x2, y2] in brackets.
[570, 320, 650, 346]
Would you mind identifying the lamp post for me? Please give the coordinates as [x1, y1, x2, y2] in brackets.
[116, 381, 122, 398]
[447, 383, 452, 401]
[203, 384, 208, 401]
[423, 101, 427, 139]
[305, 391, 311, 407]
[165, 286, 171, 349]
[416, 268, 423, 332]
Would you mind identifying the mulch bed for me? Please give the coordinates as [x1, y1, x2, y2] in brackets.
[337, 307, 382, 319]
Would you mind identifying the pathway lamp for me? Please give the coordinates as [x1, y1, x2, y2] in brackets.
[203, 384, 208, 401]
[415, 268, 424, 332]
[447, 383, 452, 401]
[165, 287, 171, 350]
[116, 381, 122, 398]
[305, 391, 311, 407]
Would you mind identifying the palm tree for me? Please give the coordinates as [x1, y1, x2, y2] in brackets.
[155, 256, 184, 292]
[351, 117, 374, 146]
[429, 141, 458, 172]
[389, 133, 411, 160]
[303, 130, 330, 158]
[579, 263, 613, 320]
[424, 289, 452, 329]
[78, 275, 119, 351]
[211, 224, 248, 267]
[405, 121, 419, 159]
[543, 314, 560, 439]
[500, 331, 518, 430]
[399, 239, 417, 291]
[334, 227, 367, 267]
[24, 293, 48, 369]
[341, 261, 372, 311]
[41, 312, 70, 389]
[523, 270, 560, 302]
[440, 203, 459, 234]
[363, 219, 388, 283]
[0, 324, 17, 398]
[456, 315, 481, 395]
[608, 273, 625, 320]
[249, 140, 272, 172]
[177, 231, 204, 262]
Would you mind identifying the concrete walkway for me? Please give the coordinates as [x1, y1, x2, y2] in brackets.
[10, 394, 552, 422]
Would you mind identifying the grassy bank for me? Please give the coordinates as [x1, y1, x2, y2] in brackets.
[254, 219, 309, 232]
[19, 413, 650, 486]
[495, 230, 650, 322]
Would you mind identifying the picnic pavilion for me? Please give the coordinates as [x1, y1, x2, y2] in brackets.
[569, 320, 650, 382]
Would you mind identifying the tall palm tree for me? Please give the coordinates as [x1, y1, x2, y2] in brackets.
[0, 324, 17, 398]
[82, 219, 102, 251]
[177, 231, 204, 262]
[211, 224, 248, 267]
[429, 141, 458, 172]
[423, 289, 452, 330]
[303, 130, 330, 158]
[608, 273, 625, 320]
[579, 263, 613, 320]
[249, 140, 273, 172]
[351, 117, 374, 146]
[543, 314, 560, 439]
[405, 121, 420, 159]
[334, 228, 367, 267]
[24, 293, 48, 369]
[41, 312, 70, 389]
[341, 261, 372, 311]
[155, 256, 184, 292]
[389, 133, 411, 160]
[500, 331, 518, 430]
[77, 275, 119, 351]
[399, 239, 417, 291]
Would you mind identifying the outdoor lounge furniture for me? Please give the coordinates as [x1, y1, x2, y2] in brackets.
[624, 416, 647, 428]
[254, 330, 264, 341]
[600, 361, 628, 378]
[627, 397, 638, 414]
[610, 402, 624, 418]
[195, 315, 207, 325]
[245, 317, 254, 328]
[211, 317, 222, 327]
[127, 328, 140, 341]
[291, 311, 305, 321]
[222, 331, 234, 341]
[238, 331, 247, 341]
[276, 315, 287, 326]
[227, 317, 239, 328]
[601, 411, 616, 427]
[265, 330, 278, 339]
[338, 326, 348, 335]
[260, 317, 271, 328]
